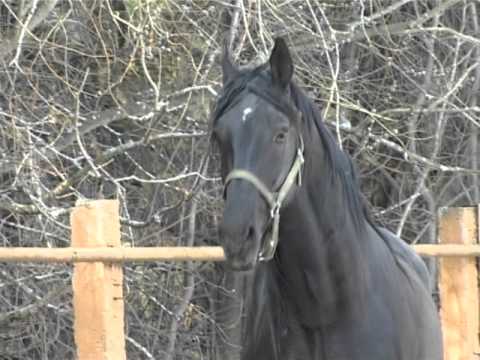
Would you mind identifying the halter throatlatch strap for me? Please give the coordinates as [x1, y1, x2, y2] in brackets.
[224, 138, 304, 261]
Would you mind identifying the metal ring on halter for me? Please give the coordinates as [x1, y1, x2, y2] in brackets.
[270, 201, 281, 219]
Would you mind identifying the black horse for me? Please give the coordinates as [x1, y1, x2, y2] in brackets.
[211, 38, 443, 359]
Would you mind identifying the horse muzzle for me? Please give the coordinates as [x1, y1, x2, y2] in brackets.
[219, 222, 262, 271]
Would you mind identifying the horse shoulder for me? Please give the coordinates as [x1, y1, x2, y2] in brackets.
[375, 227, 431, 290]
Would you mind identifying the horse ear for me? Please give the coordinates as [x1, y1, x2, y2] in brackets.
[269, 37, 293, 90]
[221, 42, 238, 85]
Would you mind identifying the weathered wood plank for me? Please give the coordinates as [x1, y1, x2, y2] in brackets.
[0, 246, 227, 262]
[71, 200, 126, 360]
[1, 244, 480, 263]
[438, 207, 479, 360]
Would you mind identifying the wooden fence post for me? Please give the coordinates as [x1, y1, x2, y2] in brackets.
[71, 199, 126, 360]
[438, 207, 480, 360]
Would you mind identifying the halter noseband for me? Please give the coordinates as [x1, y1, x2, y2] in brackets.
[224, 136, 304, 261]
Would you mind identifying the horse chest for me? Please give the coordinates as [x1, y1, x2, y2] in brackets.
[243, 288, 410, 360]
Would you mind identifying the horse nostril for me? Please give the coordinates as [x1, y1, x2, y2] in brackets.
[246, 226, 255, 241]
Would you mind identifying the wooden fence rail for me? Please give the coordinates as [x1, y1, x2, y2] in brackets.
[0, 246, 226, 262]
[0, 200, 478, 360]
[0, 244, 479, 263]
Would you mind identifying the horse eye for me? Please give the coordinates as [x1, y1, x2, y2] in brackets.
[274, 131, 288, 144]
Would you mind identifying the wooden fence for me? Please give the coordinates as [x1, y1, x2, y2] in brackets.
[0, 199, 478, 359]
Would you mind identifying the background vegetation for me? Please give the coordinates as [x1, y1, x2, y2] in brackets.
[0, 0, 478, 358]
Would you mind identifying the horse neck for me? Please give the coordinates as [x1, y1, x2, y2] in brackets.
[274, 130, 370, 326]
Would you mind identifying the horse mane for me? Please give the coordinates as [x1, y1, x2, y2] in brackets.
[288, 81, 371, 233]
